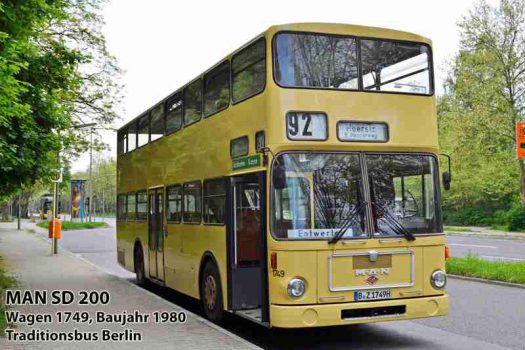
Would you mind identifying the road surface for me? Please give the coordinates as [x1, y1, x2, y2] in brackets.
[27, 221, 525, 349]
[447, 235, 525, 261]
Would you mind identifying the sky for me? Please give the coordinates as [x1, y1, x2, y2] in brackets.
[72, 0, 499, 172]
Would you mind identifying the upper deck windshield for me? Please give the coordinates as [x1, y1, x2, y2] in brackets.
[273, 32, 432, 95]
[272, 153, 440, 240]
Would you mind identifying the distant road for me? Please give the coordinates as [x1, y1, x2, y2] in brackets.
[447, 235, 525, 261]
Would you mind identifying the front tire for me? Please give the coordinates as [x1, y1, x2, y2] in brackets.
[200, 262, 224, 323]
[134, 245, 146, 286]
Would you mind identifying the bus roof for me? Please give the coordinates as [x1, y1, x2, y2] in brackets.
[117, 22, 432, 132]
[266, 22, 432, 46]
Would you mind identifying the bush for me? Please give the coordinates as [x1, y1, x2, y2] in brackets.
[506, 203, 525, 231]
[443, 206, 494, 226]
[443, 203, 525, 231]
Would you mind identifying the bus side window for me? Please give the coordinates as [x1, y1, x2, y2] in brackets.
[166, 185, 182, 223]
[136, 191, 148, 221]
[204, 61, 230, 117]
[165, 92, 183, 134]
[203, 178, 226, 224]
[183, 79, 202, 126]
[117, 129, 128, 155]
[183, 181, 202, 223]
[127, 192, 136, 221]
[137, 113, 150, 147]
[117, 194, 127, 220]
[150, 104, 164, 141]
[232, 38, 266, 103]
[128, 121, 137, 152]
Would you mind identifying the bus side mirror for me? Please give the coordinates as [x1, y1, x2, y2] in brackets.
[273, 165, 286, 190]
[442, 172, 451, 191]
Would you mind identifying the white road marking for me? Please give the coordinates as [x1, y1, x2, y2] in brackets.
[448, 243, 497, 249]
[479, 255, 525, 261]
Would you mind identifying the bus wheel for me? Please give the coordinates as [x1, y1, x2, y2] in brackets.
[134, 245, 146, 285]
[200, 262, 223, 322]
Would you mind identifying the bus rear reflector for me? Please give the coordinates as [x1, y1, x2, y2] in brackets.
[445, 246, 450, 261]
[271, 252, 277, 269]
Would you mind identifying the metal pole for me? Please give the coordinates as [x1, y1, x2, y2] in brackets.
[52, 182, 58, 254]
[89, 128, 93, 222]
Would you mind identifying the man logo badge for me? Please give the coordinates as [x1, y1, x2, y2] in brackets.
[366, 275, 379, 285]
[355, 268, 390, 277]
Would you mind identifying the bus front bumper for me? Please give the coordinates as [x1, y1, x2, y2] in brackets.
[270, 294, 448, 328]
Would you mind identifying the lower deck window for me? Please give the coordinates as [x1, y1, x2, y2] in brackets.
[183, 182, 202, 223]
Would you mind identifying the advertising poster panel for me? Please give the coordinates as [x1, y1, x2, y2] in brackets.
[71, 180, 86, 221]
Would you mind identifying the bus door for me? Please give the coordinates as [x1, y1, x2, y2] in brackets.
[227, 172, 267, 317]
[148, 188, 165, 282]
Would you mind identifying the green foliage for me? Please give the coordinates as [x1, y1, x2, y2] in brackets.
[444, 206, 499, 226]
[36, 220, 108, 230]
[0, 257, 16, 335]
[439, 0, 525, 220]
[444, 202, 525, 231]
[446, 255, 525, 284]
[0, 0, 121, 197]
[503, 202, 525, 231]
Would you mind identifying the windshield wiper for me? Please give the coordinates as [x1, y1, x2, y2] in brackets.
[372, 202, 415, 241]
[328, 202, 367, 244]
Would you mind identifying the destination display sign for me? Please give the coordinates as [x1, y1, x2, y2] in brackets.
[287, 228, 353, 239]
[232, 154, 261, 170]
[338, 121, 388, 142]
[286, 112, 327, 141]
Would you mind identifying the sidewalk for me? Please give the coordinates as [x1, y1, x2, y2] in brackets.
[445, 226, 525, 240]
[0, 223, 259, 349]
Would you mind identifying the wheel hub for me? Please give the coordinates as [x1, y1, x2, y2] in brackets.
[204, 275, 217, 310]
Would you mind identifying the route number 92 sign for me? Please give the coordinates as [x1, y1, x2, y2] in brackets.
[286, 112, 327, 141]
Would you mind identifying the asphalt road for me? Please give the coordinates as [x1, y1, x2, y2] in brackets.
[28, 221, 525, 350]
[447, 235, 525, 261]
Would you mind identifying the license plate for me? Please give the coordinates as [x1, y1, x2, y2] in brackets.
[354, 289, 392, 301]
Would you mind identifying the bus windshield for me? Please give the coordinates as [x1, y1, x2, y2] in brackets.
[273, 32, 432, 95]
[271, 153, 440, 240]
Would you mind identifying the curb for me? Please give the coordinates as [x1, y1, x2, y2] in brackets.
[22, 226, 262, 350]
[446, 232, 525, 241]
[448, 274, 525, 289]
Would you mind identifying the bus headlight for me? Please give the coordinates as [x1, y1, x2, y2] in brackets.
[287, 278, 306, 298]
[431, 270, 447, 289]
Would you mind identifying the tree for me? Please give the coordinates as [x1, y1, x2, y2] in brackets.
[0, 0, 121, 197]
[439, 0, 525, 212]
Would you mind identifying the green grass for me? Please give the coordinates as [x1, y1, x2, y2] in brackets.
[444, 226, 473, 232]
[446, 256, 525, 284]
[0, 257, 16, 336]
[36, 221, 109, 230]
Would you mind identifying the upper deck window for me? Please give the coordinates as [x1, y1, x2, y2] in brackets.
[184, 79, 202, 126]
[166, 92, 183, 134]
[117, 129, 127, 155]
[274, 33, 358, 90]
[273, 32, 433, 95]
[150, 104, 164, 141]
[204, 61, 230, 117]
[137, 114, 149, 147]
[232, 38, 266, 103]
[361, 39, 431, 95]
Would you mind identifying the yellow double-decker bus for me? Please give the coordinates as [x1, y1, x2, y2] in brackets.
[116, 23, 449, 328]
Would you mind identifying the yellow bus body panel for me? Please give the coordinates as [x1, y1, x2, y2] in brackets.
[116, 22, 447, 327]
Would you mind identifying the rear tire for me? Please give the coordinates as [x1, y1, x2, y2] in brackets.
[134, 245, 146, 286]
[200, 262, 224, 323]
